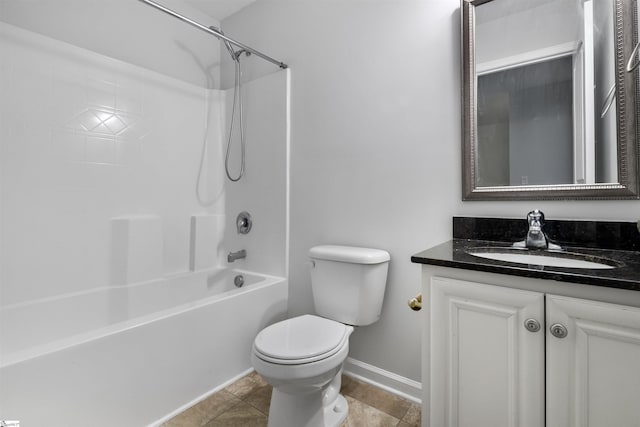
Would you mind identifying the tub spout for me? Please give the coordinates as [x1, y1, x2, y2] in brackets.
[228, 249, 246, 263]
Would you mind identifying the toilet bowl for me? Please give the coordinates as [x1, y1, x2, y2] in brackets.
[251, 245, 390, 427]
[252, 315, 354, 427]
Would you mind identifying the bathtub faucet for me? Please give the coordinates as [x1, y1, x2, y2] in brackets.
[228, 249, 247, 263]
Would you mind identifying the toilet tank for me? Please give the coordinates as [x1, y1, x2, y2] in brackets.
[309, 245, 390, 326]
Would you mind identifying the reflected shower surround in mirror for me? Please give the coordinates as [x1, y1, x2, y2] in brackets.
[477, 56, 576, 187]
[476, 0, 616, 186]
[461, 0, 640, 200]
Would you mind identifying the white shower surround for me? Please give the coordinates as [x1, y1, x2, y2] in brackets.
[0, 21, 289, 304]
[0, 19, 290, 426]
[0, 22, 226, 305]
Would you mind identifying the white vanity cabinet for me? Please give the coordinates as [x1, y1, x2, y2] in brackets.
[546, 295, 640, 427]
[430, 277, 545, 427]
[423, 269, 640, 427]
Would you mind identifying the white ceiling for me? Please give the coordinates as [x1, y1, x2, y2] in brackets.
[183, 0, 258, 21]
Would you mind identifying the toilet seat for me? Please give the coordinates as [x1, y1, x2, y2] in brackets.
[253, 315, 350, 365]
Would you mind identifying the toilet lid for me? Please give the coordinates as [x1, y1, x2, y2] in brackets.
[254, 315, 350, 363]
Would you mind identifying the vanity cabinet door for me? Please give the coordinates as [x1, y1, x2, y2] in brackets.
[546, 295, 640, 427]
[430, 277, 545, 427]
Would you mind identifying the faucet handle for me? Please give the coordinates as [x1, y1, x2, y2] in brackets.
[527, 209, 544, 220]
[527, 209, 545, 227]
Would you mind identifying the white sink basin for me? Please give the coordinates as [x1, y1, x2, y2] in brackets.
[467, 249, 618, 270]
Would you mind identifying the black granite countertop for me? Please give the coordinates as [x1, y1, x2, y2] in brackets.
[411, 217, 640, 292]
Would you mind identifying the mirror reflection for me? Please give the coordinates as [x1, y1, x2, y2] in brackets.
[474, 0, 617, 187]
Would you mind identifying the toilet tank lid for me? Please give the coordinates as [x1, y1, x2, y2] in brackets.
[309, 245, 390, 264]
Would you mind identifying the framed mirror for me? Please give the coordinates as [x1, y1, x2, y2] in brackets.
[462, 0, 640, 200]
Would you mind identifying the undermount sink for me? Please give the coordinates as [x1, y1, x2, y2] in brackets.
[467, 248, 621, 270]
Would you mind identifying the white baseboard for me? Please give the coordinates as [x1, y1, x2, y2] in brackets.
[342, 357, 422, 404]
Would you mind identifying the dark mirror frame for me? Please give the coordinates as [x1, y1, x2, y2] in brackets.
[462, 0, 640, 200]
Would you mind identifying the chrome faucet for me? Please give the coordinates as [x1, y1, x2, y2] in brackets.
[513, 210, 562, 250]
[227, 249, 246, 263]
[525, 210, 548, 249]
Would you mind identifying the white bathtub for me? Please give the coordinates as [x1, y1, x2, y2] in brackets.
[0, 268, 288, 427]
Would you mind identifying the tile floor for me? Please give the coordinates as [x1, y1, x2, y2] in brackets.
[162, 371, 421, 427]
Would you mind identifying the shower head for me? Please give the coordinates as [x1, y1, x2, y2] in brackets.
[210, 26, 238, 62]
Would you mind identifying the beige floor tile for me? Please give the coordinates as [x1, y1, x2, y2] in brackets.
[340, 395, 400, 427]
[162, 410, 200, 427]
[340, 374, 359, 396]
[340, 377, 411, 419]
[204, 401, 268, 427]
[224, 372, 266, 400]
[169, 372, 416, 427]
[248, 371, 269, 387]
[401, 402, 422, 426]
[243, 384, 273, 415]
[162, 390, 241, 427]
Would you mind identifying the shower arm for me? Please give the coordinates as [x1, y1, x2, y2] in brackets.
[138, 0, 288, 69]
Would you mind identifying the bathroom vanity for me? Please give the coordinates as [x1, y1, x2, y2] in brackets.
[438, 0, 640, 424]
[412, 217, 640, 427]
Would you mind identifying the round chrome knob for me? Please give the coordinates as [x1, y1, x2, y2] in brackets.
[236, 211, 252, 234]
[550, 323, 568, 339]
[524, 318, 541, 333]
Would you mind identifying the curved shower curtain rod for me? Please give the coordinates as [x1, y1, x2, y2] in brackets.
[138, 0, 288, 69]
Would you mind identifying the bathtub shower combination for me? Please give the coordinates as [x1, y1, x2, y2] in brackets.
[0, 2, 289, 426]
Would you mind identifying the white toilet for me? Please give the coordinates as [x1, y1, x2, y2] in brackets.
[251, 245, 390, 427]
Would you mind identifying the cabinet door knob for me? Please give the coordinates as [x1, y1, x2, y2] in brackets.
[550, 323, 568, 339]
[408, 293, 422, 311]
[524, 318, 541, 333]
